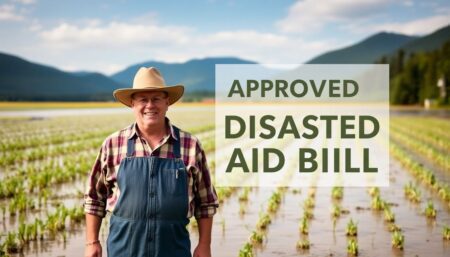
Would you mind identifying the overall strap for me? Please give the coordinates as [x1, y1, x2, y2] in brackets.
[173, 126, 181, 159]
[126, 137, 136, 157]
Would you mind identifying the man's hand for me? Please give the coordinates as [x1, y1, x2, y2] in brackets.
[193, 242, 211, 257]
[85, 243, 102, 257]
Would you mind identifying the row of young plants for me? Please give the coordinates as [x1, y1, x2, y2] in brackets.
[0, 204, 85, 256]
[239, 188, 286, 257]
[390, 118, 450, 153]
[392, 117, 450, 140]
[0, 115, 132, 141]
[404, 181, 438, 218]
[0, 137, 102, 167]
[0, 114, 214, 153]
[368, 187, 405, 250]
[238, 137, 306, 255]
[390, 142, 450, 207]
[329, 186, 358, 255]
[387, 130, 450, 246]
[390, 127, 450, 172]
[0, 151, 95, 199]
[0, 135, 104, 167]
[296, 188, 317, 251]
[403, 182, 450, 241]
[0, 127, 114, 152]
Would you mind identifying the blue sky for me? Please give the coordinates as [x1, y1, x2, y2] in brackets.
[0, 0, 449, 74]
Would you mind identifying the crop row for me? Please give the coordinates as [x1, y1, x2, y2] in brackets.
[0, 152, 93, 199]
[239, 188, 286, 257]
[391, 117, 450, 140]
[0, 205, 84, 256]
[390, 128, 450, 172]
[390, 142, 450, 207]
[0, 128, 114, 152]
[0, 137, 103, 167]
[390, 121, 449, 153]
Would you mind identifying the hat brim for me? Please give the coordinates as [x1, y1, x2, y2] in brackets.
[113, 85, 184, 107]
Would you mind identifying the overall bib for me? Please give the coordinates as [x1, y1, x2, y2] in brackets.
[107, 126, 191, 257]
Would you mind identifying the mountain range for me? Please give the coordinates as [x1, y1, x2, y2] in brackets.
[0, 24, 449, 101]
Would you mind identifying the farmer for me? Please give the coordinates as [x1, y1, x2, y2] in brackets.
[84, 67, 219, 257]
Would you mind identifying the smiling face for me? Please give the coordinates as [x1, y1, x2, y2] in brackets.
[131, 91, 169, 132]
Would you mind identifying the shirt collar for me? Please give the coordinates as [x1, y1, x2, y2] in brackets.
[128, 117, 178, 141]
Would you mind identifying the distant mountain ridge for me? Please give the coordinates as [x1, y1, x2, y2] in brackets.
[0, 53, 123, 101]
[110, 57, 256, 95]
[307, 24, 450, 64]
[307, 32, 418, 64]
[397, 24, 450, 55]
[0, 24, 449, 101]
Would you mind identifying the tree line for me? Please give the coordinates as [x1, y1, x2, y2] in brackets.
[378, 40, 450, 105]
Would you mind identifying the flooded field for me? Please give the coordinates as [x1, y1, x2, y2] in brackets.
[0, 105, 449, 256]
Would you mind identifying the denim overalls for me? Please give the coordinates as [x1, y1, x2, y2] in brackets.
[107, 126, 191, 257]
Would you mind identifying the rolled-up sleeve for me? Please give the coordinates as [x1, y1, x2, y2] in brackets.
[84, 141, 109, 218]
[193, 140, 219, 219]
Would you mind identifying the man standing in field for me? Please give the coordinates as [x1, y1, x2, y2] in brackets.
[84, 67, 219, 257]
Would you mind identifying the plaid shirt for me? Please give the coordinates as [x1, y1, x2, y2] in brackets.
[84, 119, 219, 219]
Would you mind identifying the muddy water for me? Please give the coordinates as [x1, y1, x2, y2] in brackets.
[190, 187, 274, 257]
[5, 160, 450, 257]
[256, 190, 305, 257]
[386, 161, 450, 256]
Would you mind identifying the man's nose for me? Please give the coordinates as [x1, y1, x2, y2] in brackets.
[145, 100, 156, 107]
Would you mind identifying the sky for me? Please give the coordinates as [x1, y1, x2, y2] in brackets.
[0, 0, 449, 75]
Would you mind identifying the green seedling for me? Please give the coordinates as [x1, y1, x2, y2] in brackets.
[371, 195, 385, 210]
[296, 239, 310, 250]
[424, 201, 436, 218]
[4, 232, 21, 254]
[368, 187, 380, 197]
[404, 182, 421, 202]
[256, 214, 271, 230]
[331, 187, 343, 200]
[347, 239, 358, 256]
[239, 242, 254, 257]
[443, 225, 450, 240]
[249, 231, 264, 245]
[346, 219, 358, 236]
[384, 208, 395, 223]
[267, 191, 282, 213]
[388, 223, 402, 232]
[391, 230, 404, 250]
[304, 208, 314, 220]
[331, 204, 341, 218]
[299, 216, 309, 235]
[304, 197, 315, 209]
[438, 186, 450, 202]
[238, 188, 250, 202]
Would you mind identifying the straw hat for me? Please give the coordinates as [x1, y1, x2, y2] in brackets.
[113, 67, 184, 107]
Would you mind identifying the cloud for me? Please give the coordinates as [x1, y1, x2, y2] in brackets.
[402, 0, 414, 7]
[276, 0, 391, 33]
[35, 20, 337, 74]
[13, 0, 36, 4]
[0, 4, 24, 21]
[189, 30, 332, 64]
[39, 21, 192, 48]
[372, 15, 450, 35]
